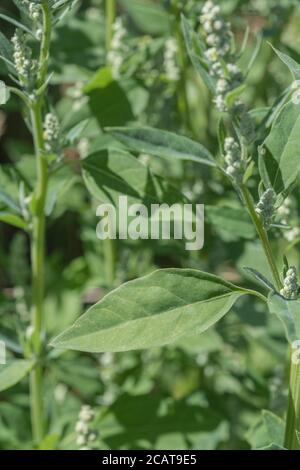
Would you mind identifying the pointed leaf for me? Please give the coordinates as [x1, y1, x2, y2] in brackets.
[0, 212, 27, 230]
[268, 293, 300, 344]
[51, 269, 245, 353]
[243, 267, 276, 291]
[108, 127, 216, 167]
[82, 149, 189, 207]
[181, 15, 215, 93]
[271, 46, 300, 80]
[0, 359, 35, 392]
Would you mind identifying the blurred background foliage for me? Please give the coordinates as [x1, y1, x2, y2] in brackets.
[0, 0, 300, 450]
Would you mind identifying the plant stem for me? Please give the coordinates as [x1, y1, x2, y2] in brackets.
[29, 1, 52, 443]
[284, 355, 300, 450]
[240, 184, 282, 291]
[106, 0, 116, 55]
[172, 2, 194, 136]
[104, 237, 116, 286]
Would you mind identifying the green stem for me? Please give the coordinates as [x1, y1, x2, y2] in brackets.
[29, 1, 52, 444]
[104, 237, 116, 286]
[240, 185, 282, 291]
[106, 0, 116, 56]
[172, 2, 194, 135]
[284, 356, 300, 450]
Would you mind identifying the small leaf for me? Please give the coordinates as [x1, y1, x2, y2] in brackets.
[108, 126, 216, 167]
[225, 84, 246, 108]
[0, 81, 10, 105]
[271, 45, 300, 80]
[0, 13, 36, 38]
[268, 293, 300, 344]
[0, 31, 13, 63]
[0, 189, 21, 213]
[0, 212, 27, 230]
[181, 15, 215, 93]
[0, 359, 35, 392]
[51, 269, 245, 353]
[243, 267, 276, 291]
[246, 410, 285, 450]
[259, 101, 300, 195]
[82, 149, 189, 208]
[83, 67, 134, 127]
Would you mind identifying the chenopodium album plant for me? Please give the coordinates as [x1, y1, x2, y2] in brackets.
[0, 0, 300, 451]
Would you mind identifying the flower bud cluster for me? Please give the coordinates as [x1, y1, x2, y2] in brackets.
[164, 38, 180, 82]
[12, 30, 38, 88]
[278, 197, 292, 226]
[285, 227, 300, 242]
[21, 1, 41, 22]
[277, 197, 300, 242]
[280, 266, 299, 300]
[200, 1, 243, 112]
[43, 113, 60, 152]
[75, 405, 98, 450]
[224, 137, 245, 184]
[255, 188, 276, 230]
[107, 18, 128, 79]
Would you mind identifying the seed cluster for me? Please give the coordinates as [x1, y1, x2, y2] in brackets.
[224, 137, 244, 184]
[43, 113, 60, 152]
[200, 1, 243, 112]
[280, 266, 299, 300]
[75, 405, 98, 450]
[255, 188, 276, 230]
[21, 1, 41, 22]
[164, 38, 180, 82]
[12, 31, 37, 88]
[107, 18, 127, 79]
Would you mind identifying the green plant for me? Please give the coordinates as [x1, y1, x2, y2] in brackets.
[1, 0, 300, 451]
[52, 1, 300, 450]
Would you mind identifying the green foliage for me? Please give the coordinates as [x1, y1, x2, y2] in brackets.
[0, 360, 35, 392]
[51, 269, 245, 352]
[1, 0, 300, 452]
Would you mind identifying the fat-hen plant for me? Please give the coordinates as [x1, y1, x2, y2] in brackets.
[1, 0, 300, 451]
[51, 1, 300, 451]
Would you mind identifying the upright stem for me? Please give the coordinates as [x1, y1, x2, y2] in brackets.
[172, 2, 194, 135]
[106, 0, 116, 55]
[29, 1, 51, 443]
[240, 185, 282, 291]
[284, 355, 300, 449]
[104, 0, 117, 283]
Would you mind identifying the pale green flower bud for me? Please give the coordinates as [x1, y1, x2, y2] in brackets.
[280, 267, 299, 300]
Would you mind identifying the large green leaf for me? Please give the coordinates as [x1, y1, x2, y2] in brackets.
[82, 149, 188, 207]
[259, 101, 300, 194]
[268, 293, 300, 344]
[51, 269, 246, 352]
[83, 67, 134, 127]
[0, 360, 35, 392]
[108, 127, 216, 166]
